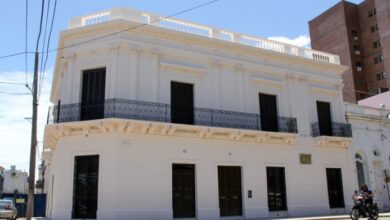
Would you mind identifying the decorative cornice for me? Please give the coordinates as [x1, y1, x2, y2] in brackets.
[43, 118, 297, 150]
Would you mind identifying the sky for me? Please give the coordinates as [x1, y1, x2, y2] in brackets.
[0, 0, 363, 173]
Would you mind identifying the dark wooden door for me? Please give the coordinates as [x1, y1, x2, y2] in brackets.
[72, 155, 99, 219]
[172, 164, 196, 218]
[316, 101, 333, 136]
[326, 168, 345, 208]
[266, 167, 287, 211]
[171, 82, 194, 125]
[218, 166, 242, 217]
[81, 68, 106, 120]
[259, 93, 279, 132]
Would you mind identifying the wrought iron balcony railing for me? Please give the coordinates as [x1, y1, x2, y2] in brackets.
[311, 122, 352, 138]
[47, 99, 298, 134]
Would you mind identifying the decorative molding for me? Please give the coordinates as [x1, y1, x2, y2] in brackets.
[43, 118, 297, 150]
[309, 85, 338, 95]
[160, 60, 206, 74]
[251, 76, 286, 87]
[314, 136, 352, 148]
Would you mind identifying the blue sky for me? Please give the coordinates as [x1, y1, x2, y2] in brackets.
[0, 0, 362, 172]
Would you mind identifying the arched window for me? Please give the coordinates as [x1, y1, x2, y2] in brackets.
[355, 153, 367, 187]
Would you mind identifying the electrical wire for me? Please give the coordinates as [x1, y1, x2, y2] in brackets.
[39, 0, 57, 100]
[0, 91, 31, 95]
[0, 0, 219, 60]
[39, 0, 50, 87]
[25, 0, 29, 86]
[0, 81, 26, 85]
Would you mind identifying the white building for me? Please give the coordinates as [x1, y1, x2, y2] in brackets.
[43, 8, 356, 220]
[2, 165, 28, 194]
[346, 101, 390, 210]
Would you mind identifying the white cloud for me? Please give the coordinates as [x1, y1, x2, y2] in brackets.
[268, 34, 311, 48]
[0, 70, 52, 173]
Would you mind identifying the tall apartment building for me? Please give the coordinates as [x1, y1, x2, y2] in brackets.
[43, 8, 355, 220]
[309, 0, 390, 103]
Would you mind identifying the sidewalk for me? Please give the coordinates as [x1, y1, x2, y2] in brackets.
[14, 212, 390, 220]
[268, 211, 390, 220]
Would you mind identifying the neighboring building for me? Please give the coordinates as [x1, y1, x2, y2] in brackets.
[309, 0, 390, 103]
[0, 166, 4, 194]
[358, 90, 390, 110]
[345, 103, 390, 209]
[2, 165, 28, 194]
[43, 8, 355, 220]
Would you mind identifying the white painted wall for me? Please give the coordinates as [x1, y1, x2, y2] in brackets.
[53, 22, 346, 138]
[2, 166, 28, 194]
[346, 103, 390, 209]
[46, 133, 355, 220]
[44, 10, 353, 220]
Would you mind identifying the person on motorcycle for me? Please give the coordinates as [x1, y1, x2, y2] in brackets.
[360, 184, 373, 213]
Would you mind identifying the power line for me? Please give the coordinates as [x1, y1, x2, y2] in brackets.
[0, 91, 31, 95]
[0, 81, 26, 85]
[0, 51, 33, 59]
[39, 0, 50, 87]
[25, 0, 29, 86]
[0, 0, 219, 61]
[39, 0, 57, 100]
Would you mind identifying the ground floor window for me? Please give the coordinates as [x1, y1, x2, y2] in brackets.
[172, 164, 196, 218]
[72, 155, 99, 219]
[218, 166, 242, 217]
[326, 168, 345, 208]
[266, 167, 287, 211]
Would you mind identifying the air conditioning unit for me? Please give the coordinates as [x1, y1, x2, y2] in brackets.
[357, 67, 362, 71]
[355, 50, 361, 55]
[354, 36, 359, 40]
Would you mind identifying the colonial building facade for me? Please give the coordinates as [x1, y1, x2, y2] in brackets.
[345, 102, 390, 210]
[43, 8, 355, 220]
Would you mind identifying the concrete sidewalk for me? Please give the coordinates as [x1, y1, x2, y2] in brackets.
[268, 211, 390, 219]
[14, 212, 390, 219]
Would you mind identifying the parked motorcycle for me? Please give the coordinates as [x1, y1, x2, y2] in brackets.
[350, 190, 379, 220]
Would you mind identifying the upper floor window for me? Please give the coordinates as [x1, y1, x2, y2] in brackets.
[355, 61, 363, 71]
[351, 30, 359, 40]
[376, 72, 387, 81]
[378, 87, 389, 94]
[373, 40, 381, 48]
[259, 93, 278, 132]
[316, 101, 333, 136]
[353, 45, 361, 55]
[371, 24, 379, 33]
[171, 81, 194, 125]
[368, 9, 376, 18]
[374, 55, 384, 64]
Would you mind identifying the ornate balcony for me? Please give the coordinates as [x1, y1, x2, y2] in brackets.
[47, 99, 298, 134]
[311, 122, 352, 138]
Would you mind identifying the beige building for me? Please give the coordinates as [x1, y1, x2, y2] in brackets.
[309, 0, 390, 103]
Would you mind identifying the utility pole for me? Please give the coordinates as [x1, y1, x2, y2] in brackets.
[26, 51, 39, 220]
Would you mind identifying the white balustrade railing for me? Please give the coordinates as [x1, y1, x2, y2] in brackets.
[68, 8, 340, 65]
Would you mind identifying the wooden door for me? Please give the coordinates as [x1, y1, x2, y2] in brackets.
[171, 82, 194, 124]
[326, 168, 345, 208]
[316, 101, 333, 136]
[259, 93, 279, 132]
[172, 164, 196, 218]
[218, 166, 242, 217]
[81, 68, 106, 120]
[72, 155, 99, 219]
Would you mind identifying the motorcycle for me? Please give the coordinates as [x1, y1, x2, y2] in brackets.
[350, 190, 379, 220]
